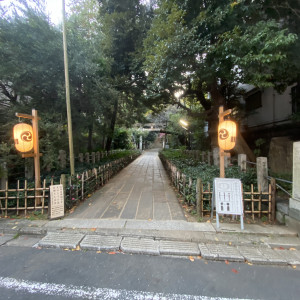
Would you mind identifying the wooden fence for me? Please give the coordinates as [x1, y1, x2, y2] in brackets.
[0, 152, 140, 217]
[160, 154, 276, 221]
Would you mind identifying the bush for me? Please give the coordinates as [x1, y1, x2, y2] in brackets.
[160, 149, 257, 191]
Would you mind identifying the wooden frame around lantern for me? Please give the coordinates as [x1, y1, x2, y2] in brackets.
[15, 109, 42, 204]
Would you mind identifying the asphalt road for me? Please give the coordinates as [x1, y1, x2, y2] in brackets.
[0, 246, 299, 300]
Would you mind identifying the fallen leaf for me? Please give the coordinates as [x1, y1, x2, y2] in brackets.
[228, 242, 232, 246]
[247, 262, 253, 266]
[36, 246, 42, 250]
[148, 219, 152, 221]
[88, 194, 92, 198]
[189, 256, 195, 262]
[215, 237, 219, 241]
[206, 220, 211, 223]
[96, 251, 102, 254]
[88, 203, 92, 206]
[75, 245, 81, 251]
[289, 248, 296, 251]
[12, 226, 17, 229]
[108, 251, 116, 255]
[225, 260, 229, 265]
[197, 256, 202, 259]
[63, 248, 69, 251]
[292, 265, 297, 269]
[90, 228, 96, 232]
[231, 268, 239, 274]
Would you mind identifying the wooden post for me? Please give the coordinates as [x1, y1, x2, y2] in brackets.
[271, 177, 276, 223]
[218, 106, 232, 178]
[32, 109, 41, 205]
[196, 178, 202, 216]
[62, 0, 75, 176]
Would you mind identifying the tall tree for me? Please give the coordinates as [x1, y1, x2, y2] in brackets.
[143, 0, 299, 145]
[98, 0, 152, 150]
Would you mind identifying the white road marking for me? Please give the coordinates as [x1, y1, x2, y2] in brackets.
[0, 276, 257, 300]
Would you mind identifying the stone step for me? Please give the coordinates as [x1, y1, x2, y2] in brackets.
[36, 232, 300, 266]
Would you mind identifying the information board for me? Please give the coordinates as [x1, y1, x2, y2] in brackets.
[212, 178, 244, 230]
[49, 184, 65, 219]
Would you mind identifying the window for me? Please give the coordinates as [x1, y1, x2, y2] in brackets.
[245, 91, 262, 112]
[291, 84, 300, 113]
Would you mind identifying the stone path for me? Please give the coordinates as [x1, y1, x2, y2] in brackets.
[69, 149, 185, 221]
[1, 218, 300, 266]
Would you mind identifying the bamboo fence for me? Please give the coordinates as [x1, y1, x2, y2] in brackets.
[160, 154, 276, 221]
[0, 152, 140, 216]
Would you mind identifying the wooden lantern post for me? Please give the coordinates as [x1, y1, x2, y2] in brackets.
[15, 109, 42, 204]
[218, 106, 236, 178]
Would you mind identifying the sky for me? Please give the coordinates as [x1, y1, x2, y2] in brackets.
[45, 0, 70, 25]
[0, 0, 70, 24]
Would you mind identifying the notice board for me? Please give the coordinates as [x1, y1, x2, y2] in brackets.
[212, 178, 244, 230]
[49, 184, 65, 219]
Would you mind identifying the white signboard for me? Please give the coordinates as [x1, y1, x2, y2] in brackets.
[49, 184, 65, 219]
[212, 178, 244, 230]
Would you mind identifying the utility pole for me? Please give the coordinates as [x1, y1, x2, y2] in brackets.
[62, 0, 75, 176]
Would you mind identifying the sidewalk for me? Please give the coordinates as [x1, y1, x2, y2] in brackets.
[1, 217, 300, 266]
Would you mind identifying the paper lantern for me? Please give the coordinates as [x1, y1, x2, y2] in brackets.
[13, 123, 34, 153]
[218, 120, 237, 151]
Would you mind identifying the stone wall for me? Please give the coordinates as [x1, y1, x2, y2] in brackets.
[268, 137, 293, 174]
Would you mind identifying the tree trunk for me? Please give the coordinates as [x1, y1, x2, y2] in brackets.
[87, 121, 93, 152]
[208, 82, 226, 147]
[105, 98, 119, 151]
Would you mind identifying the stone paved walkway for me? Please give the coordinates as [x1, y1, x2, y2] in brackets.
[69, 149, 185, 220]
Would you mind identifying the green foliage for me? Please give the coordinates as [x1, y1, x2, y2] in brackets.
[142, 0, 299, 143]
[160, 149, 257, 191]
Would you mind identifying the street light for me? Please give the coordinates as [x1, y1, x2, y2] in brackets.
[179, 119, 191, 150]
[179, 119, 188, 130]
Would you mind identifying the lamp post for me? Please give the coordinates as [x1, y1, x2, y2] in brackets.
[14, 109, 42, 205]
[218, 106, 237, 178]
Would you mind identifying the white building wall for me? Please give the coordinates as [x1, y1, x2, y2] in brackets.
[246, 85, 295, 128]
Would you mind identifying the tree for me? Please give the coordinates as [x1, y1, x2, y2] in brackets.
[98, 0, 153, 150]
[143, 0, 299, 146]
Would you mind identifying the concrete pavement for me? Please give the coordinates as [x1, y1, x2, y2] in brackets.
[69, 150, 185, 221]
[1, 217, 300, 266]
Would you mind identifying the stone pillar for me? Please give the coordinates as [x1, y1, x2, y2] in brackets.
[238, 154, 247, 172]
[256, 157, 268, 192]
[58, 150, 67, 169]
[207, 151, 211, 165]
[85, 152, 90, 164]
[78, 153, 84, 163]
[289, 142, 300, 221]
[213, 147, 219, 166]
[96, 151, 100, 162]
[224, 155, 231, 168]
[139, 136, 143, 150]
